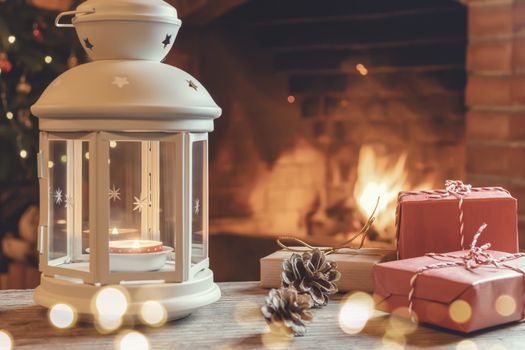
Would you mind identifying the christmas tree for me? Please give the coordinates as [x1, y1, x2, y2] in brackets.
[0, 0, 85, 183]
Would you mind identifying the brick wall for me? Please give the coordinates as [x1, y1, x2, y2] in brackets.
[465, 0, 525, 245]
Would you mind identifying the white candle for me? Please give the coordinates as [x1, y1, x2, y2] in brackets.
[109, 240, 163, 254]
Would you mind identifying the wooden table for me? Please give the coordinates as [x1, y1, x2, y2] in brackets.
[0, 282, 523, 349]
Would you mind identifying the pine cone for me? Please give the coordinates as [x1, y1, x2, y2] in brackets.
[281, 248, 341, 307]
[261, 287, 313, 337]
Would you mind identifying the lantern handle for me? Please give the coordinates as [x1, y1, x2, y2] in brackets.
[55, 9, 96, 28]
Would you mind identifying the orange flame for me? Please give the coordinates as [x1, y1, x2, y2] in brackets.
[353, 145, 433, 237]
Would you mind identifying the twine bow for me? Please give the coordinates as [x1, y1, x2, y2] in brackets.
[407, 223, 525, 322]
[276, 197, 379, 256]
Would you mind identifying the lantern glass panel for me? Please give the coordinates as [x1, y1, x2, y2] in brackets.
[108, 138, 176, 273]
[192, 139, 207, 265]
[48, 138, 90, 271]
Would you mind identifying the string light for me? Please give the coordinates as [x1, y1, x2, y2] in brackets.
[356, 63, 368, 76]
[6, 111, 13, 120]
[44, 56, 53, 64]
[48, 161, 54, 168]
[19, 149, 28, 159]
[110, 140, 117, 148]
[8, 35, 16, 44]
[84, 152, 90, 160]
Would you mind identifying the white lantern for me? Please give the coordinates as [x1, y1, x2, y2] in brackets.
[31, 0, 221, 321]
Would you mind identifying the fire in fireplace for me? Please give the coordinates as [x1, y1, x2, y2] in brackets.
[173, 0, 467, 248]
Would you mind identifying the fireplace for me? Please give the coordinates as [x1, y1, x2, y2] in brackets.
[167, 0, 524, 280]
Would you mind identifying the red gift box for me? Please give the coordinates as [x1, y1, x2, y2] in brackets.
[396, 181, 518, 259]
[374, 244, 525, 333]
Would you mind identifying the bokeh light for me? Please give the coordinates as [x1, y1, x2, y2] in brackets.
[287, 95, 296, 104]
[389, 307, 418, 335]
[49, 303, 77, 329]
[0, 330, 13, 350]
[7, 36, 16, 44]
[116, 331, 150, 350]
[449, 299, 472, 324]
[19, 150, 28, 159]
[60, 154, 67, 163]
[110, 141, 118, 148]
[356, 63, 368, 76]
[5, 112, 13, 120]
[456, 339, 478, 350]
[94, 286, 128, 332]
[261, 322, 291, 350]
[233, 300, 260, 327]
[495, 295, 516, 317]
[48, 160, 54, 168]
[139, 301, 167, 327]
[44, 55, 53, 64]
[338, 291, 374, 335]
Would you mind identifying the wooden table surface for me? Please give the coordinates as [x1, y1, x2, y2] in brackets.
[0, 281, 523, 349]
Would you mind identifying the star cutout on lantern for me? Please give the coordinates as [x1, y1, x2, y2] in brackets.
[162, 34, 172, 49]
[109, 185, 121, 202]
[194, 199, 200, 215]
[83, 38, 94, 50]
[186, 79, 198, 91]
[53, 188, 63, 205]
[133, 195, 148, 212]
[64, 194, 74, 209]
[112, 76, 130, 88]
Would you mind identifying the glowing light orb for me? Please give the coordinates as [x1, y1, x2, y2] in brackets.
[449, 300, 472, 324]
[110, 141, 118, 148]
[49, 303, 76, 329]
[44, 56, 53, 64]
[389, 307, 418, 335]
[495, 294, 516, 317]
[5, 112, 13, 120]
[19, 150, 28, 159]
[117, 331, 150, 350]
[338, 292, 374, 335]
[0, 330, 13, 350]
[139, 301, 167, 327]
[7, 36, 16, 44]
[456, 339, 478, 350]
[94, 287, 128, 321]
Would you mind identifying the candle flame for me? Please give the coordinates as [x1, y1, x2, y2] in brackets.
[112, 227, 119, 235]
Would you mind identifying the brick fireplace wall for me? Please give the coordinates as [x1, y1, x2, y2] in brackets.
[465, 0, 525, 246]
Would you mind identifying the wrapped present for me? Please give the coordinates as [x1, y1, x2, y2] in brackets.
[261, 247, 397, 293]
[374, 224, 525, 333]
[396, 180, 518, 259]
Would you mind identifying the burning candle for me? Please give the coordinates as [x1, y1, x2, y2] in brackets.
[109, 240, 163, 254]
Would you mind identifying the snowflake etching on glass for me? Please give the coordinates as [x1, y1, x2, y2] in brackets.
[53, 188, 63, 205]
[109, 185, 121, 202]
[133, 195, 148, 212]
[64, 194, 74, 209]
[194, 198, 200, 215]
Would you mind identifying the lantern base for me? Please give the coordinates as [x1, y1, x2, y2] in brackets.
[34, 268, 220, 322]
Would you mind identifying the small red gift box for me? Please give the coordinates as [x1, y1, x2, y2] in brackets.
[396, 181, 518, 259]
[374, 245, 525, 333]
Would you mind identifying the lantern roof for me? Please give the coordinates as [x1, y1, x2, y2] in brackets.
[32, 60, 222, 132]
[31, 0, 222, 132]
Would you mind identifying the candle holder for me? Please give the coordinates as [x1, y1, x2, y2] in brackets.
[31, 0, 221, 322]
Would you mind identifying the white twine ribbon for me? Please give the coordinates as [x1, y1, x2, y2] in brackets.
[396, 180, 509, 251]
[407, 223, 525, 323]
